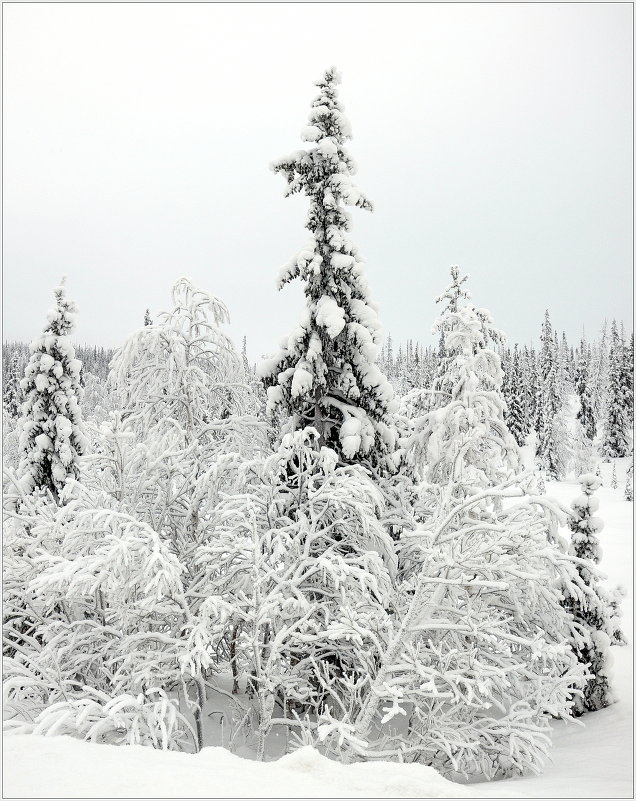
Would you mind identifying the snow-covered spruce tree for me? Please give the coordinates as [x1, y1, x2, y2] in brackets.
[556, 331, 574, 400]
[521, 345, 538, 432]
[575, 337, 596, 442]
[143, 308, 152, 326]
[3, 355, 23, 418]
[624, 332, 634, 429]
[16, 279, 87, 503]
[320, 291, 585, 779]
[563, 473, 616, 714]
[590, 321, 610, 426]
[602, 321, 630, 459]
[260, 68, 397, 473]
[503, 345, 529, 447]
[536, 311, 560, 479]
[610, 461, 618, 489]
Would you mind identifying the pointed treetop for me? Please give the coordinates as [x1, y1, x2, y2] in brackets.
[435, 265, 471, 314]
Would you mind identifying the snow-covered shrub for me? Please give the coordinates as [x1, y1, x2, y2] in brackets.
[572, 419, 597, 476]
[2, 493, 199, 750]
[186, 427, 396, 759]
[110, 277, 259, 440]
[610, 461, 618, 489]
[626, 459, 634, 502]
[333, 488, 585, 780]
[102, 277, 267, 562]
[4, 278, 269, 753]
[327, 285, 585, 779]
[81, 371, 114, 426]
[401, 294, 520, 515]
[8, 687, 195, 751]
[2, 409, 20, 470]
[552, 406, 574, 480]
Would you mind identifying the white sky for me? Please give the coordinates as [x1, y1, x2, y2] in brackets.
[3, 3, 633, 358]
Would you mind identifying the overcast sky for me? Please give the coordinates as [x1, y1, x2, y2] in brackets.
[3, 3, 633, 358]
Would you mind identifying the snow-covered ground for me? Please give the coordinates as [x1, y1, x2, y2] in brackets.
[3, 465, 632, 799]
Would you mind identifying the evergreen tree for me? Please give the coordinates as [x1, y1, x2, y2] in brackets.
[591, 320, 609, 426]
[558, 331, 574, 398]
[3, 355, 23, 418]
[521, 345, 538, 431]
[536, 311, 560, 478]
[394, 343, 405, 396]
[143, 308, 152, 326]
[16, 279, 87, 503]
[385, 332, 394, 379]
[625, 332, 634, 428]
[602, 321, 629, 458]
[503, 346, 529, 447]
[575, 337, 596, 441]
[260, 68, 397, 472]
[563, 474, 616, 714]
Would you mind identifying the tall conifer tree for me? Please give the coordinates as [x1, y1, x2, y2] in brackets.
[261, 68, 397, 472]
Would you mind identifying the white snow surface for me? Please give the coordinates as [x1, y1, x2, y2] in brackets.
[2, 737, 479, 799]
[2, 464, 632, 799]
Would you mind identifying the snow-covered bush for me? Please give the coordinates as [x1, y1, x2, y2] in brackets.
[332, 488, 585, 780]
[401, 288, 520, 512]
[2, 491, 197, 749]
[625, 459, 634, 502]
[4, 278, 269, 753]
[186, 427, 396, 759]
[110, 277, 259, 440]
[2, 409, 20, 470]
[330, 282, 585, 779]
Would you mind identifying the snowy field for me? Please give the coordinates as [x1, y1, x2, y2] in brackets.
[3, 464, 632, 799]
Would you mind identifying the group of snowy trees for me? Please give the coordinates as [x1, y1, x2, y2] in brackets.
[377, 313, 634, 483]
[2, 68, 632, 782]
